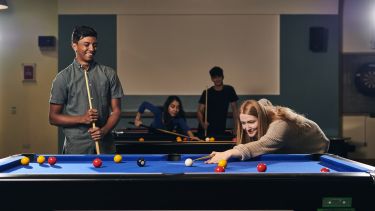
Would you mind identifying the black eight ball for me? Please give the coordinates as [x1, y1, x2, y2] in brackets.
[137, 158, 146, 167]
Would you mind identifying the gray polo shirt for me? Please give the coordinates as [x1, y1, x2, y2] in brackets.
[49, 60, 124, 154]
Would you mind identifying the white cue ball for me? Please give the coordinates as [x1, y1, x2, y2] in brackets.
[185, 158, 193, 167]
[205, 137, 210, 142]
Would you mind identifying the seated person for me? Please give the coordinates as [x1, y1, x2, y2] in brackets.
[206, 98, 330, 163]
[134, 96, 199, 141]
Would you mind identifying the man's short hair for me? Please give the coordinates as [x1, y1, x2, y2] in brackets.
[71, 25, 97, 43]
[209, 66, 224, 77]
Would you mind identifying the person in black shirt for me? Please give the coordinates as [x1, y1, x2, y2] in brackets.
[197, 66, 239, 138]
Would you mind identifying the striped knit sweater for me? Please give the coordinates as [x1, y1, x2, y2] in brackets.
[233, 119, 330, 160]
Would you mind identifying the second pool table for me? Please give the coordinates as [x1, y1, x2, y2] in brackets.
[112, 128, 236, 154]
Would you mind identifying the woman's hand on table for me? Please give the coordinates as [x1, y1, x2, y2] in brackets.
[205, 149, 242, 164]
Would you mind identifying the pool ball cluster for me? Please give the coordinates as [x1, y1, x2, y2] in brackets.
[204, 137, 215, 142]
[20, 154, 149, 169]
[215, 160, 227, 172]
[91, 154, 122, 168]
[183, 157, 228, 172]
[20, 155, 57, 166]
[176, 137, 190, 142]
[91, 154, 146, 168]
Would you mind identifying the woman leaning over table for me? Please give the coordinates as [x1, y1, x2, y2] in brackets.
[206, 99, 330, 163]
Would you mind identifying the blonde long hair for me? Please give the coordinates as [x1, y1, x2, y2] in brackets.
[236, 99, 307, 145]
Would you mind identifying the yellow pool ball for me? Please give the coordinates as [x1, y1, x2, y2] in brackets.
[138, 137, 145, 142]
[113, 154, 122, 163]
[37, 155, 46, 164]
[20, 157, 30, 165]
[176, 137, 182, 142]
[218, 160, 227, 168]
[209, 137, 215, 142]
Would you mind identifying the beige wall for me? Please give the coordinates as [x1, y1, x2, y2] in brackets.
[117, 14, 280, 95]
[0, 0, 58, 158]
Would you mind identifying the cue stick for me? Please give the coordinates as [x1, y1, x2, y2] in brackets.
[128, 121, 204, 142]
[84, 70, 100, 155]
[204, 86, 208, 137]
[193, 154, 213, 161]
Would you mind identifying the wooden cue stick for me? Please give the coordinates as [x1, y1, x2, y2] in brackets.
[128, 121, 205, 142]
[153, 128, 191, 139]
[84, 70, 100, 155]
[193, 154, 213, 161]
[204, 86, 208, 137]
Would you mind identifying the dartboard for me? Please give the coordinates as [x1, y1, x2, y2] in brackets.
[355, 63, 375, 96]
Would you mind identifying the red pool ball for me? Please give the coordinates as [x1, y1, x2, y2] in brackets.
[257, 163, 267, 172]
[214, 166, 225, 172]
[320, 167, 330, 172]
[93, 158, 102, 168]
[48, 156, 57, 165]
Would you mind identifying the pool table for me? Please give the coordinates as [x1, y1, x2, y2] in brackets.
[112, 128, 236, 154]
[112, 127, 235, 140]
[0, 153, 374, 210]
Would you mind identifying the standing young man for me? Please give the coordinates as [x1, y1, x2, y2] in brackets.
[49, 26, 124, 154]
[197, 66, 239, 137]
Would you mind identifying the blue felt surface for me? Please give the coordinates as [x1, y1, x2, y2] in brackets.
[1, 154, 373, 174]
